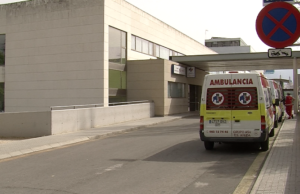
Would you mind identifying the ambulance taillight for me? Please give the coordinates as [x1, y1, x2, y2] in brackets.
[261, 116, 266, 130]
[200, 116, 204, 131]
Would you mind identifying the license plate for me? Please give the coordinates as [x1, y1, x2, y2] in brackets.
[209, 120, 227, 125]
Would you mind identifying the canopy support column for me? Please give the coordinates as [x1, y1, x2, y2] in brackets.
[293, 57, 298, 114]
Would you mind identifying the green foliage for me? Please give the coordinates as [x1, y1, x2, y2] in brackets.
[0, 83, 3, 97]
[0, 84, 3, 96]
[0, 52, 4, 65]
[0, 83, 4, 111]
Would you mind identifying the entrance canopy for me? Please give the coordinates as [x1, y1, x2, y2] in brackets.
[170, 51, 300, 72]
[170, 51, 300, 113]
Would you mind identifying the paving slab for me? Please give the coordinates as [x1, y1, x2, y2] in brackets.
[250, 113, 300, 194]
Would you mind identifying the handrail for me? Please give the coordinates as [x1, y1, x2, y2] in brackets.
[50, 100, 152, 110]
[50, 104, 104, 110]
[109, 100, 151, 106]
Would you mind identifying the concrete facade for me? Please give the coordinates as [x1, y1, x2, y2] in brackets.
[0, 0, 215, 114]
[127, 59, 206, 116]
[1, 0, 106, 112]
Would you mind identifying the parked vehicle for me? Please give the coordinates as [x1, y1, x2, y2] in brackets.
[268, 80, 284, 125]
[200, 72, 275, 151]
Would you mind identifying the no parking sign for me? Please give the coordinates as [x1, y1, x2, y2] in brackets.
[256, 2, 300, 48]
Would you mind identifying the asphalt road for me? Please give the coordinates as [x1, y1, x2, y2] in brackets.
[0, 116, 262, 194]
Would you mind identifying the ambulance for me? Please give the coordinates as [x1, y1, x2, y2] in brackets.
[199, 72, 275, 151]
[268, 80, 284, 126]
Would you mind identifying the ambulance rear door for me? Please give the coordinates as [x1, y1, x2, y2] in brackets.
[231, 74, 261, 138]
[204, 74, 232, 138]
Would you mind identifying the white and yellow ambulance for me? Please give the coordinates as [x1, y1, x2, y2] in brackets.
[199, 72, 275, 151]
[268, 79, 284, 125]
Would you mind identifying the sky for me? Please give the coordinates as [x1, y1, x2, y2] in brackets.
[1, 0, 299, 80]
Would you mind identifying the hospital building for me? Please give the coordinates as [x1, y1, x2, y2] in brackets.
[0, 0, 216, 116]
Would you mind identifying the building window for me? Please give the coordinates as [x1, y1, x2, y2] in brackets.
[142, 39, 149, 54]
[168, 82, 185, 98]
[131, 35, 184, 59]
[109, 27, 127, 65]
[206, 40, 241, 47]
[109, 69, 127, 89]
[0, 83, 4, 112]
[0, 35, 5, 66]
[109, 27, 127, 103]
[160, 46, 169, 59]
[149, 42, 153, 55]
[154, 44, 160, 57]
[205, 42, 212, 47]
[131, 35, 136, 50]
[232, 41, 240, 46]
[136, 37, 142, 52]
[109, 69, 127, 103]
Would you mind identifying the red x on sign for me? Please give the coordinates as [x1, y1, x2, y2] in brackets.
[256, 2, 300, 48]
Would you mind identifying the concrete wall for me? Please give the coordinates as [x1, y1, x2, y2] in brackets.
[0, 102, 154, 138]
[127, 59, 165, 115]
[0, 111, 51, 138]
[51, 102, 154, 134]
[1, 0, 107, 112]
[127, 59, 207, 116]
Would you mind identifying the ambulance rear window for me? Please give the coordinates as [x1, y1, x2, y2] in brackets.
[232, 87, 258, 110]
[207, 87, 258, 110]
[206, 88, 231, 110]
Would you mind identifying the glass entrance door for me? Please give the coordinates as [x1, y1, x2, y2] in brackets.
[189, 85, 200, 111]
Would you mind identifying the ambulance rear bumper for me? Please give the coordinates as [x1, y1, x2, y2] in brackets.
[199, 130, 268, 143]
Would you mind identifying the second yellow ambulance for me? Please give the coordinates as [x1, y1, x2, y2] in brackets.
[200, 72, 275, 151]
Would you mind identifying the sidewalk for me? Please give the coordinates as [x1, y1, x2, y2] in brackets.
[0, 112, 198, 160]
[250, 113, 300, 194]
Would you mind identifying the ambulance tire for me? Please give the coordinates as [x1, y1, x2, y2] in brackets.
[269, 127, 275, 137]
[204, 141, 214, 150]
[278, 115, 282, 122]
[278, 112, 283, 122]
[274, 118, 278, 128]
[261, 137, 269, 151]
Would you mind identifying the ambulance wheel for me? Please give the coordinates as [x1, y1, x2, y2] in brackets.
[274, 119, 278, 128]
[204, 141, 214, 150]
[269, 128, 275, 137]
[261, 138, 269, 151]
[278, 114, 282, 122]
